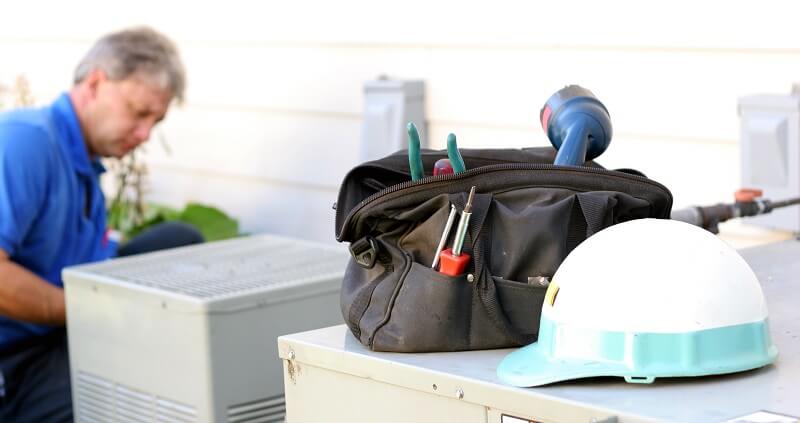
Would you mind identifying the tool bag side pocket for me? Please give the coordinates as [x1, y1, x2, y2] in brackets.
[340, 229, 411, 347]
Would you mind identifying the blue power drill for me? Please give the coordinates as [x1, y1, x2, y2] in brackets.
[540, 85, 612, 166]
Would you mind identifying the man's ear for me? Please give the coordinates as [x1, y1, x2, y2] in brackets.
[83, 69, 108, 100]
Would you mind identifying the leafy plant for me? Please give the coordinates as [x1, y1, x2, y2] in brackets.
[109, 200, 239, 242]
[104, 130, 239, 242]
[172, 203, 239, 241]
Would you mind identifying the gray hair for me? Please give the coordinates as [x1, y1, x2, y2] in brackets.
[74, 27, 186, 103]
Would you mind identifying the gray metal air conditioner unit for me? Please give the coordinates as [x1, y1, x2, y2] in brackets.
[63, 234, 349, 423]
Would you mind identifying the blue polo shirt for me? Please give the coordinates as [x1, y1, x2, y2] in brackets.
[0, 93, 113, 347]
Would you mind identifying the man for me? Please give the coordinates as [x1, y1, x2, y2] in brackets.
[0, 27, 200, 422]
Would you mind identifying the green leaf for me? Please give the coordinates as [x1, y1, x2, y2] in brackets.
[178, 203, 239, 241]
[145, 204, 181, 222]
[107, 201, 238, 242]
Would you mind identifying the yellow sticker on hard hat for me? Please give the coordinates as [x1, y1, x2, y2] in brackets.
[544, 280, 560, 307]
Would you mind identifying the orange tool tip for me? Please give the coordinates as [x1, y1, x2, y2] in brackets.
[735, 188, 763, 202]
[438, 248, 470, 276]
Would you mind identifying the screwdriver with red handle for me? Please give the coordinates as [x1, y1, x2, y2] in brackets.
[438, 186, 476, 276]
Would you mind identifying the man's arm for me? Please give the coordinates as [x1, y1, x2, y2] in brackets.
[0, 123, 64, 326]
[0, 249, 65, 326]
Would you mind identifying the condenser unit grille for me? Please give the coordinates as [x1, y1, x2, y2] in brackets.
[227, 395, 286, 423]
[75, 371, 197, 423]
[77, 235, 346, 299]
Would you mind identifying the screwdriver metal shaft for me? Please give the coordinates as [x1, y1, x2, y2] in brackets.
[432, 205, 458, 269]
[452, 186, 476, 256]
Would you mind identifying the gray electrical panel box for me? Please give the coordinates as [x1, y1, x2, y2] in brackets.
[360, 77, 425, 162]
[739, 92, 800, 231]
[63, 234, 348, 423]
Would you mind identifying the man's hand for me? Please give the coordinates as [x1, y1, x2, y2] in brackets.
[0, 249, 66, 326]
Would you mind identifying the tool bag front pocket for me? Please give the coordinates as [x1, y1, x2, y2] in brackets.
[372, 262, 472, 351]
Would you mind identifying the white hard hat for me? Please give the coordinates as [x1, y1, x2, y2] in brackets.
[497, 218, 777, 387]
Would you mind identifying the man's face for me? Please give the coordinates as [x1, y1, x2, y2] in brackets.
[84, 72, 173, 159]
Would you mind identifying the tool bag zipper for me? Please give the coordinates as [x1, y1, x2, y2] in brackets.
[336, 163, 673, 242]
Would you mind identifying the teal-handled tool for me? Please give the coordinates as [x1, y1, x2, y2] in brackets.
[446, 133, 466, 174]
[407, 122, 425, 181]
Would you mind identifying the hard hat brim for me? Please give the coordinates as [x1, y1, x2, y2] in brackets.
[496, 341, 637, 387]
[496, 318, 778, 387]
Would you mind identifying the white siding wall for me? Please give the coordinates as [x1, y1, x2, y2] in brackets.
[1, 1, 799, 244]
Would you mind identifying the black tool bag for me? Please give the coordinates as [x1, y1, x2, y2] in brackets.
[335, 147, 673, 352]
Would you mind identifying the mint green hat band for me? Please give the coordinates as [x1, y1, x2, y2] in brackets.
[497, 316, 778, 387]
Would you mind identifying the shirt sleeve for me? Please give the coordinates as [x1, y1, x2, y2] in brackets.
[0, 122, 52, 257]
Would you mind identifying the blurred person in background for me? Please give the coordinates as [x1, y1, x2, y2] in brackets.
[0, 27, 203, 422]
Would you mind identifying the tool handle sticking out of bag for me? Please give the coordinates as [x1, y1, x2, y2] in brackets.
[438, 186, 476, 276]
[407, 123, 467, 180]
[407, 123, 425, 181]
[433, 159, 454, 176]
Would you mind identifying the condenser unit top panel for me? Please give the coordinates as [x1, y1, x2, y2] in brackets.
[278, 240, 800, 422]
[64, 234, 349, 312]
